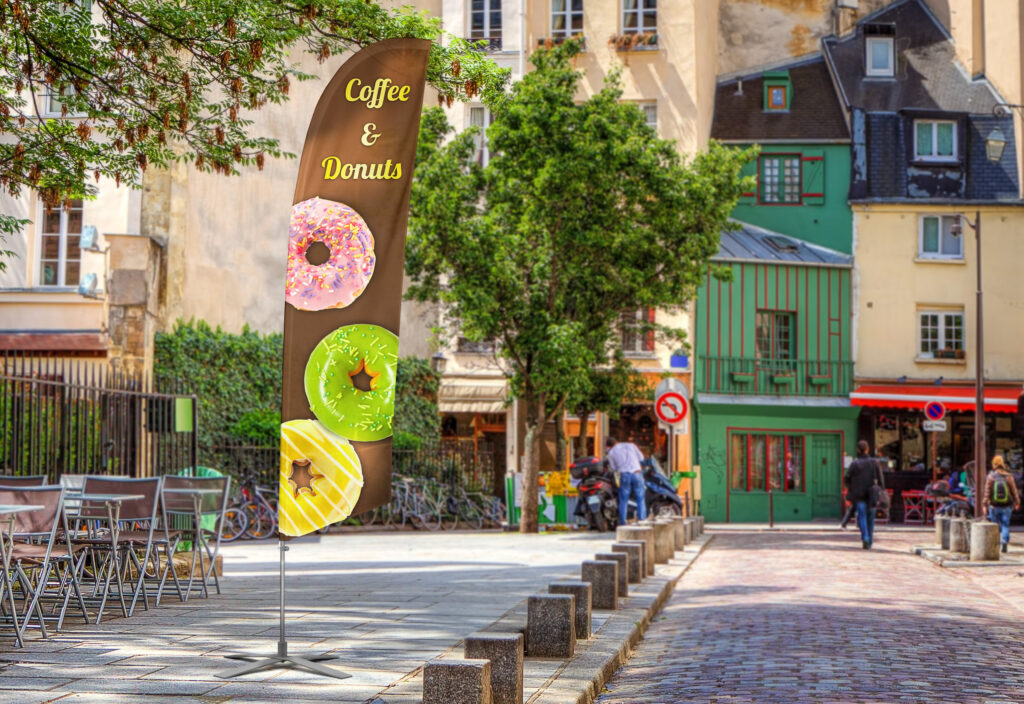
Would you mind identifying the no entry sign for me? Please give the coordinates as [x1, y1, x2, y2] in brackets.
[656, 391, 688, 426]
[924, 401, 946, 421]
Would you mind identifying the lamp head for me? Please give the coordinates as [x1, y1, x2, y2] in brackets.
[950, 216, 963, 237]
[986, 127, 1007, 163]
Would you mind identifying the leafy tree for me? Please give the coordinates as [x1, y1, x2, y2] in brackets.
[0, 0, 508, 266]
[407, 41, 754, 532]
[568, 356, 651, 459]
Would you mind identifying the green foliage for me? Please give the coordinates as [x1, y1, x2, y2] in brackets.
[155, 319, 440, 453]
[0, 0, 509, 261]
[408, 40, 754, 529]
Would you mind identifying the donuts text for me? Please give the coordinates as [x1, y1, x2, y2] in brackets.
[321, 156, 403, 181]
[345, 78, 412, 109]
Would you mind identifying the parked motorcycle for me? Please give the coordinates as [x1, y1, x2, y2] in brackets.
[570, 454, 684, 531]
[633, 456, 683, 519]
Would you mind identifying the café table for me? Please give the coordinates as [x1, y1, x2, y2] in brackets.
[162, 487, 224, 601]
[0, 504, 44, 648]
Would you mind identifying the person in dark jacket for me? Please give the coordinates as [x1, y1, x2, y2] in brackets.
[844, 440, 885, 549]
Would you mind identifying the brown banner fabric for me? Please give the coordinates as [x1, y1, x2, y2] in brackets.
[278, 38, 430, 537]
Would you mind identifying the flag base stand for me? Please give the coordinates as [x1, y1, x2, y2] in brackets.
[218, 541, 351, 680]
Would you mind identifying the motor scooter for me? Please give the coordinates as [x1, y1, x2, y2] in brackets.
[630, 456, 683, 519]
[570, 456, 618, 532]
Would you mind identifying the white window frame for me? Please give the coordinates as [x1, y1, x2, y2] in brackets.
[550, 0, 582, 40]
[640, 102, 656, 131]
[918, 310, 965, 359]
[918, 215, 963, 260]
[621, 308, 655, 355]
[865, 37, 894, 77]
[468, 106, 493, 165]
[470, 0, 502, 43]
[914, 120, 958, 162]
[621, 0, 656, 35]
[36, 198, 84, 288]
[759, 155, 802, 204]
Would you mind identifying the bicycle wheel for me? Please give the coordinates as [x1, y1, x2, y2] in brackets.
[244, 501, 276, 539]
[458, 496, 485, 530]
[220, 506, 249, 543]
[409, 487, 442, 531]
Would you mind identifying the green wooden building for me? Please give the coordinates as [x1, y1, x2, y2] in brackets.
[697, 56, 857, 522]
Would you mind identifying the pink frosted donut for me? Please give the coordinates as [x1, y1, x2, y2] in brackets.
[285, 197, 375, 311]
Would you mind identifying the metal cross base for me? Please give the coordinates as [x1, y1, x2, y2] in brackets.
[218, 541, 351, 680]
[220, 643, 351, 680]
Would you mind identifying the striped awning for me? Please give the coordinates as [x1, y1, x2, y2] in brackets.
[850, 384, 1023, 413]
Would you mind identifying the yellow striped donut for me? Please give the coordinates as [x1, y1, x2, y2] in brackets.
[278, 419, 363, 537]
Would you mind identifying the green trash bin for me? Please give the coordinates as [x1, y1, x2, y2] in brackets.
[174, 466, 224, 551]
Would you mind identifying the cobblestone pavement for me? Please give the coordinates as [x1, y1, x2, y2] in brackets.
[597, 530, 1024, 704]
[0, 530, 613, 703]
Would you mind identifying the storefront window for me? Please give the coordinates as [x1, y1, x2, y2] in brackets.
[729, 432, 805, 492]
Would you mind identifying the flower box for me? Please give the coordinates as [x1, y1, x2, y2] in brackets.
[731, 372, 755, 384]
[669, 353, 689, 369]
[608, 32, 658, 52]
[807, 375, 832, 386]
[934, 348, 965, 360]
[771, 373, 796, 385]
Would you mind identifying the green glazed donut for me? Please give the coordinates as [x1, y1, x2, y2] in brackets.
[304, 324, 399, 442]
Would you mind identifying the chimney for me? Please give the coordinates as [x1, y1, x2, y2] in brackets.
[736, 79, 743, 96]
[836, 0, 858, 36]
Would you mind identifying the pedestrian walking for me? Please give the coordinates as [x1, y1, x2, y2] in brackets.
[982, 455, 1021, 553]
[844, 440, 885, 549]
[606, 436, 646, 526]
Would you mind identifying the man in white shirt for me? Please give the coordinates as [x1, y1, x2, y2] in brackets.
[606, 436, 647, 525]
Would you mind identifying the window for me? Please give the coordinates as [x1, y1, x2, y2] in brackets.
[730, 433, 805, 492]
[44, 85, 85, 118]
[470, 0, 502, 49]
[766, 85, 787, 110]
[918, 311, 964, 358]
[622, 0, 656, 34]
[865, 37, 894, 76]
[469, 106, 493, 165]
[38, 199, 84, 287]
[914, 120, 957, 161]
[755, 311, 795, 366]
[640, 102, 656, 130]
[551, 0, 582, 39]
[759, 155, 801, 204]
[457, 336, 496, 354]
[919, 215, 963, 259]
[621, 308, 654, 354]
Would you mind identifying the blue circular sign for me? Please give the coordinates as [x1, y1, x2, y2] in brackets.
[924, 401, 946, 421]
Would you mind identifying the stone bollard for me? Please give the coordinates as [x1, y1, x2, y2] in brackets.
[617, 539, 649, 578]
[939, 515, 952, 550]
[464, 633, 523, 704]
[526, 595, 575, 658]
[970, 521, 1001, 561]
[652, 521, 675, 563]
[616, 526, 655, 576]
[669, 515, 687, 549]
[685, 518, 697, 542]
[581, 560, 619, 610]
[549, 582, 591, 640]
[949, 517, 969, 553]
[423, 659, 492, 704]
[934, 514, 947, 547]
[595, 552, 629, 597]
[611, 542, 643, 583]
[697, 515, 705, 534]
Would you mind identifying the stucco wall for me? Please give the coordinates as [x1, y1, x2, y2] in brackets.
[853, 204, 1024, 381]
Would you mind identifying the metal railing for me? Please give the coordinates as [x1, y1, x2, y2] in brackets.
[697, 357, 854, 397]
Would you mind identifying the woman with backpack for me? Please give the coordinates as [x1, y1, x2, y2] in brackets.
[982, 455, 1021, 553]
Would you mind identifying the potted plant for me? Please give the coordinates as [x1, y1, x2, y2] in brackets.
[608, 31, 658, 52]
[669, 349, 689, 369]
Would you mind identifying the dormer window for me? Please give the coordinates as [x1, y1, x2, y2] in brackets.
[914, 120, 957, 161]
[762, 70, 791, 112]
[864, 24, 895, 77]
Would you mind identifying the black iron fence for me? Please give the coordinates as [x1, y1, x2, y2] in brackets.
[1, 353, 198, 482]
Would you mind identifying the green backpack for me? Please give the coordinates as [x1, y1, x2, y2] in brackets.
[991, 473, 1013, 506]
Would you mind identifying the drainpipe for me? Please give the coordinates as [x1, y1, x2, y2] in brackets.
[519, 0, 526, 80]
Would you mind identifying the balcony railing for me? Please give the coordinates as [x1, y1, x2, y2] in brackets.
[468, 36, 503, 52]
[697, 357, 854, 397]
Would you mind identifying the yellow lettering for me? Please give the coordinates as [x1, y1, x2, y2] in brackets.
[358, 84, 373, 104]
[398, 85, 411, 101]
[341, 163, 354, 180]
[352, 163, 369, 179]
[386, 84, 401, 102]
[344, 79, 362, 103]
[321, 156, 341, 180]
[391, 162, 402, 180]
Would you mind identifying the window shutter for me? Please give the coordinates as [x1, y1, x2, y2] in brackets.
[738, 159, 757, 205]
[644, 308, 655, 351]
[801, 150, 825, 205]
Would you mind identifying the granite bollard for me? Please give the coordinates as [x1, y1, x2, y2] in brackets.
[616, 526, 655, 575]
[581, 560, 619, 610]
[423, 659, 492, 704]
[970, 521, 1000, 561]
[549, 581, 591, 640]
[935, 514, 949, 548]
[684, 518, 696, 543]
[464, 633, 523, 704]
[595, 552, 629, 597]
[526, 594, 575, 658]
[611, 542, 643, 583]
[669, 515, 686, 549]
[617, 539, 649, 578]
[950, 517, 969, 553]
[652, 520, 675, 563]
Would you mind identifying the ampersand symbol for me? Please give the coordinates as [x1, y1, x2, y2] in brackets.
[361, 122, 381, 147]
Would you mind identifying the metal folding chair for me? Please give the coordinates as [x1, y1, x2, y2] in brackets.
[0, 476, 48, 487]
[158, 475, 231, 604]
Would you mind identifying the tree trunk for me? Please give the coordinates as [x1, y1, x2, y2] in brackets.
[519, 398, 546, 534]
[554, 411, 567, 473]
[574, 406, 592, 458]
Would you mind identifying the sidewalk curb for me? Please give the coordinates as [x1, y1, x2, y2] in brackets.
[527, 534, 712, 704]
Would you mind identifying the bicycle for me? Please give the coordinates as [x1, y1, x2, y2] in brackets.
[227, 470, 279, 539]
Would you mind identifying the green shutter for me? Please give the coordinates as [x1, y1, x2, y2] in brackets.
[801, 149, 825, 205]
[738, 158, 757, 205]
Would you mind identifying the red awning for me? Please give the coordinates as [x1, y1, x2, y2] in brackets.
[0, 332, 108, 353]
[850, 384, 1023, 414]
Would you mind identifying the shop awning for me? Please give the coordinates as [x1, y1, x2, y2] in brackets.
[439, 377, 508, 414]
[850, 384, 1023, 413]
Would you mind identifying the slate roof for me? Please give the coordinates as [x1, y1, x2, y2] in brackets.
[822, 0, 1001, 114]
[714, 222, 852, 268]
[711, 57, 849, 142]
